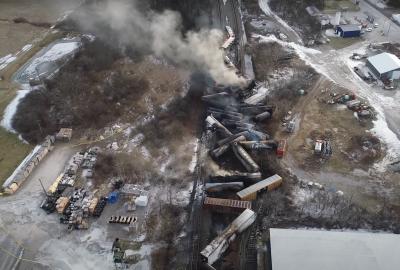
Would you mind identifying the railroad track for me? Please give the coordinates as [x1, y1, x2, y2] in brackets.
[188, 131, 210, 270]
[216, 0, 223, 28]
[231, 0, 245, 73]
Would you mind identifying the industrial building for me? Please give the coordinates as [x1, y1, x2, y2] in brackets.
[366, 52, 400, 80]
[269, 228, 400, 270]
[335, 24, 361, 37]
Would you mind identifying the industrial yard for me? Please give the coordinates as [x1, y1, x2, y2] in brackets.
[1, 0, 400, 270]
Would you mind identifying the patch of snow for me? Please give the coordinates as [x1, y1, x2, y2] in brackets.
[370, 112, 400, 172]
[1, 85, 30, 132]
[292, 186, 314, 206]
[38, 238, 113, 270]
[20, 44, 33, 54]
[325, 29, 338, 37]
[258, 0, 303, 44]
[172, 186, 192, 206]
[0, 44, 33, 70]
[0, 54, 17, 70]
[159, 148, 172, 173]
[23, 42, 79, 78]
[130, 133, 145, 147]
[338, 47, 400, 170]
[189, 139, 199, 173]
[254, 34, 329, 79]
[140, 146, 151, 160]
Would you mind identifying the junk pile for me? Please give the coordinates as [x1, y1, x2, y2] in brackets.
[325, 91, 374, 118]
[203, 84, 280, 180]
[119, 183, 149, 208]
[40, 147, 105, 230]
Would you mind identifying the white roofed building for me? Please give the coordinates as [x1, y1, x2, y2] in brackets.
[270, 228, 400, 270]
[366, 52, 400, 80]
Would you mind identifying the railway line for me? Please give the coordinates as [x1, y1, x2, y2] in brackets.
[187, 1, 249, 269]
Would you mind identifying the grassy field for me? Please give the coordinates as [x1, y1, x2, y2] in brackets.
[0, 30, 63, 185]
[329, 36, 362, 49]
[324, 0, 361, 13]
[0, 128, 32, 185]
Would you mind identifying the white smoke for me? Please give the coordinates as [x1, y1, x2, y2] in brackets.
[72, 0, 245, 85]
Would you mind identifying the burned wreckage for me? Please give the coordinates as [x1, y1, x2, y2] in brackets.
[199, 82, 283, 267]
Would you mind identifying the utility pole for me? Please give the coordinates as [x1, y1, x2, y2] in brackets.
[387, 21, 392, 36]
[38, 178, 47, 196]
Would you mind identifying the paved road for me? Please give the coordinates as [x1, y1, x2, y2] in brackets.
[0, 234, 23, 270]
[0, 144, 76, 270]
[364, 0, 400, 27]
[217, 0, 246, 72]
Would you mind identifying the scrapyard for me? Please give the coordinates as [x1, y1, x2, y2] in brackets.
[1, 0, 400, 270]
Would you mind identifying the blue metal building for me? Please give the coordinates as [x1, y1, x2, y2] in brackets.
[335, 24, 361, 38]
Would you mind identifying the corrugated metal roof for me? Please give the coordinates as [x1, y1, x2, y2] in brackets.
[270, 228, 400, 270]
[337, 24, 361, 32]
[367, 52, 400, 75]
[237, 174, 282, 199]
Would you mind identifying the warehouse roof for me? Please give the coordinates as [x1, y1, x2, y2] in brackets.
[270, 228, 400, 270]
[337, 24, 361, 32]
[237, 174, 281, 199]
[367, 52, 400, 74]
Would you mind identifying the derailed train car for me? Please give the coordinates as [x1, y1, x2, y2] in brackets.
[200, 209, 256, 266]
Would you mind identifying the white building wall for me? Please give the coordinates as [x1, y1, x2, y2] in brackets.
[392, 70, 400, 80]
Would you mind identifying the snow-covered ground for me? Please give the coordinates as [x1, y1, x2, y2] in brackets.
[258, 0, 303, 44]
[0, 85, 30, 132]
[0, 55, 17, 71]
[254, 29, 400, 171]
[13, 38, 80, 84]
[189, 139, 199, 173]
[0, 44, 32, 71]
[1, 38, 81, 134]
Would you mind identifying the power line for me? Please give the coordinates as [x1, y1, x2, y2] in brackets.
[0, 245, 45, 266]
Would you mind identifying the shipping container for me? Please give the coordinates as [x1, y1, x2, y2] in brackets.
[204, 196, 251, 213]
[236, 174, 283, 201]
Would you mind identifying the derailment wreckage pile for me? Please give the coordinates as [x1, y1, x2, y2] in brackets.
[199, 83, 284, 268]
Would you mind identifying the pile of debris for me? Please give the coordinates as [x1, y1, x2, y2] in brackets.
[40, 147, 106, 230]
[199, 82, 285, 268]
[324, 91, 374, 119]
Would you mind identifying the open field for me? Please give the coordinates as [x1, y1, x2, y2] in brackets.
[0, 0, 80, 185]
[323, 0, 361, 13]
[0, 31, 64, 185]
[0, 0, 80, 57]
[328, 36, 363, 50]
[0, 128, 32, 185]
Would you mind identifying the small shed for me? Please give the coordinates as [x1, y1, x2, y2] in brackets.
[335, 24, 361, 38]
[366, 53, 400, 80]
[56, 128, 73, 141]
